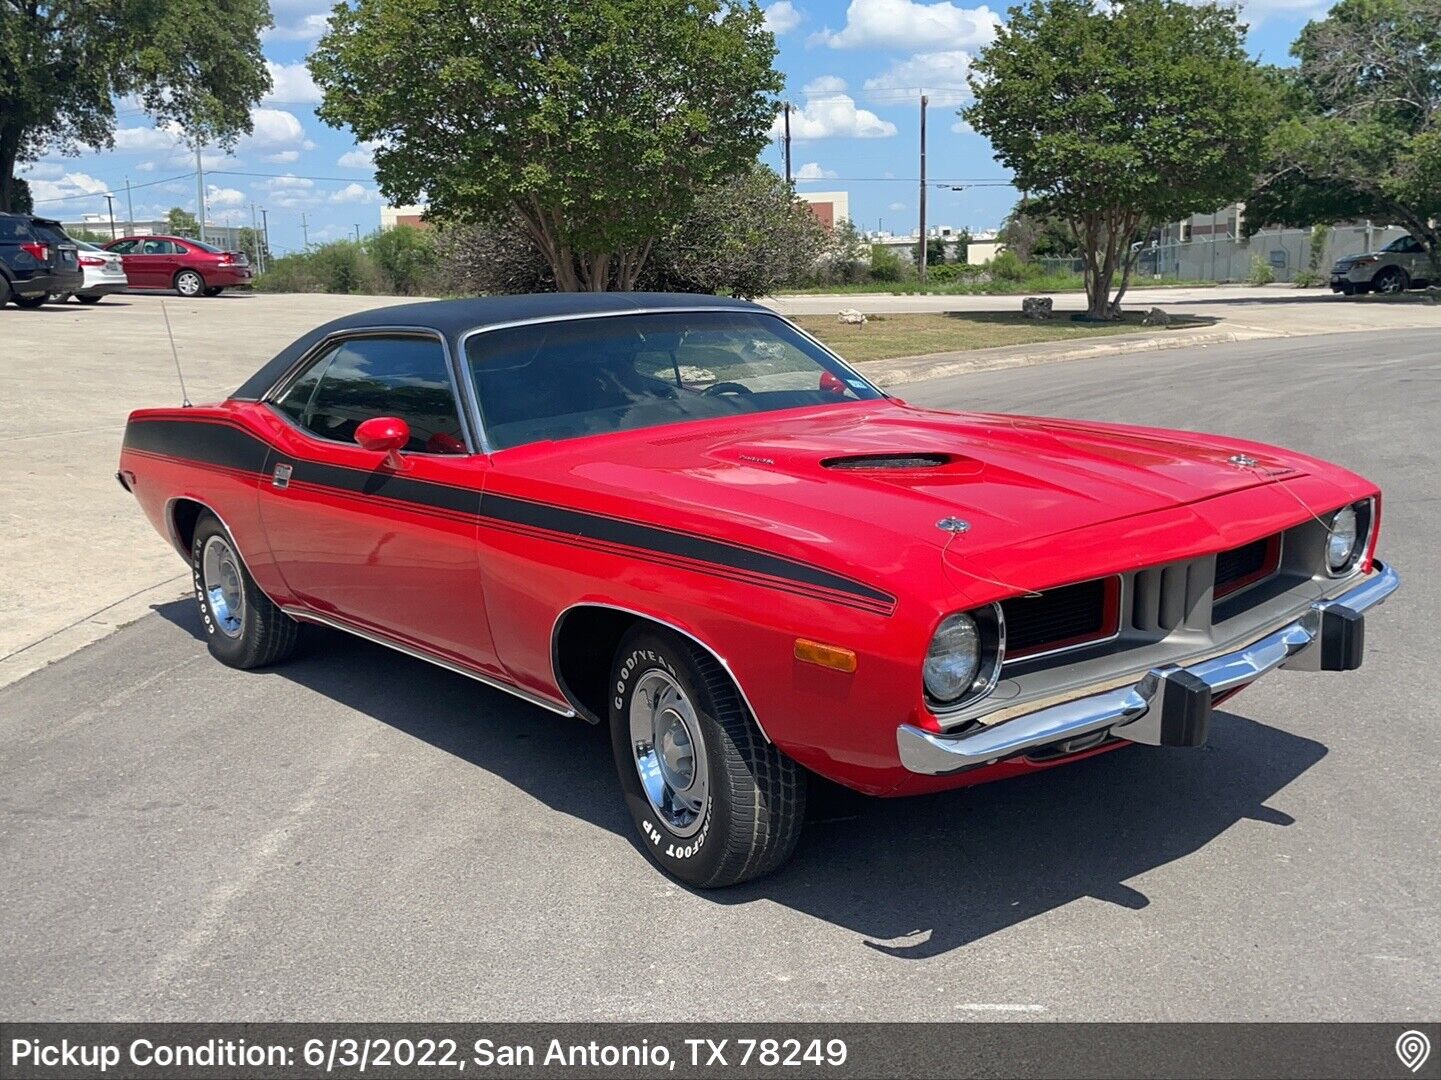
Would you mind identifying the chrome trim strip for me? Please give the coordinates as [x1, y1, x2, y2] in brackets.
[898, 560, 1400, 775]
[549, 601, 773, 742]
[456, 306, 884, 455]
[283, 606, 576, 717]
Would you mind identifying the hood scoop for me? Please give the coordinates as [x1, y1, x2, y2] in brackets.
[822, 452, 953, 471]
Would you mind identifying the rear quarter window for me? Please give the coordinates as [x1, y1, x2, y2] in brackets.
[0, 218, 32, 242]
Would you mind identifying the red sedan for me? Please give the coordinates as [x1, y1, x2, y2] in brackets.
[103, 234, 252, 297]
[117, 294, 1399, 887]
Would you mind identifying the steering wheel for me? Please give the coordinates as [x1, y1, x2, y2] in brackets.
[703, 381, 754, 397]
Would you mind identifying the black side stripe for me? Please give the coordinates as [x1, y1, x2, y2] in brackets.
[124, 417, 896, 613]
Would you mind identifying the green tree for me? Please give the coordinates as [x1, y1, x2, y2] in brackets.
[366, 225, 438, 295]
[235, 226, 270, 268]
[999, 199, 1078, 262]
[1246, 0, 1441, 277]
[965, 0, 1275, 318]
[310, 0, 782, 291]
[0, 1, 272, 212]
[166, 208, 200, 237]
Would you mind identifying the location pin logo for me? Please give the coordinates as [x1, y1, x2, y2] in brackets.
[1396, 1030, 1431, 1074]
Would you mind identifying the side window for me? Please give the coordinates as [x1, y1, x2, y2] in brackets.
[1, 218, 32, 242]
[107, 239, 137, 254]
[272, 336, 466, 454]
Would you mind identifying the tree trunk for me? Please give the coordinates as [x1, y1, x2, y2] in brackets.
[0, 122, 23, 214]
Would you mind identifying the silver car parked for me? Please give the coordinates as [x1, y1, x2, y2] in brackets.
[62, 240, 129, 304]
[1330, 234, 1434, 295]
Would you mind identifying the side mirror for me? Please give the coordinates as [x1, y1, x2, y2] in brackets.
[355, 416, 409, 469]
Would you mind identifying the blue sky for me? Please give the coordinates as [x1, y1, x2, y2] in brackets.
[22, 0, 1331, 254]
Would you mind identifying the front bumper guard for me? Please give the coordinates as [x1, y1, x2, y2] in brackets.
[897, 561, 1400, 776]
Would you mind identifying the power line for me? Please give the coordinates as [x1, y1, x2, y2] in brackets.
[29, 170, 200, 205]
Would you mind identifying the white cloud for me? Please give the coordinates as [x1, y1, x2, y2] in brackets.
[135, 161, 157, 173]
[864, 50, 974, 106]
[112, 123, 184, 153]
[814, 0, 1001, 51]
[264, 60, 322, 105]
[265, 150, 301, 164]
[261, 174, 315, 190]
[265, 2, 330, 42]
[206, 185, 246, 208]
[774, 86, 897, 139]
[246, 108, 309, 149]
[889, 201, 906, 210]
[338, 140, 381, 169]
[794, 162, 838, 180]
[28, 171, 111, 206]
[763, 1, 803, 34]
[329, 183, 378, 204]
[950, 117, 974, 135]
[803, 74, 849, 94]
[21, 161, 66, 180]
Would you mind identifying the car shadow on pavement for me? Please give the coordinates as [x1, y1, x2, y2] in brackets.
[154, 599, 1328, 959]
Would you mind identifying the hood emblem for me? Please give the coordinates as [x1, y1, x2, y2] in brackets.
[936, 517, 971, 534]
[1228, 454, 1259, 469]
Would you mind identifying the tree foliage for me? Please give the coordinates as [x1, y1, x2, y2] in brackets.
[166, 207, 200, 237]
[999, 199, 1077, 262]
[311, 0, 783, 291]
[965, 0, 1274, 317]
[0, 1, 272, 211]
[1247, 0, 1441, 273]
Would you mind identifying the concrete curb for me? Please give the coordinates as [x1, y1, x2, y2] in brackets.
[861, 326, 1278, 388]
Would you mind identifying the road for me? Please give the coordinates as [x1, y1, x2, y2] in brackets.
[1, 330, 1436, 1022]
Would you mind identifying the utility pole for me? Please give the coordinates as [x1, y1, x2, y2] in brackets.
[354, 223, 361, 243]
[301, 211, 309, 250]
[783, 102, 792, 185]
[250, 202, 262, 272]
[124, 178, 135, 235]
[103, 193, 117, 240]
[195, 145, 207, 243]
[918, 94, 929, 290]
[260, 208, 270, 268]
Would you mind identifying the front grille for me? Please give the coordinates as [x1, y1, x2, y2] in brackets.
[1002, 577, 1116, 660]
[1215, 535, 1280, 599]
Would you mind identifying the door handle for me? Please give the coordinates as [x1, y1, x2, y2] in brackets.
[272, 463, 293, 489]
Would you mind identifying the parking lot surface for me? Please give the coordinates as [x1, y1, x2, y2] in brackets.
[1, 323, 1435, 1020]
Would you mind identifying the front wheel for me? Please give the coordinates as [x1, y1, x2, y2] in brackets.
[202, 286, 223, 297]
[12, 294, 47, 309]
[191, 511, 299, 669]
[1373, 268, 1409, 295]
[76, 294, 102, 305]
[610, 627, 805, 888]
[174, 269, 205, 297]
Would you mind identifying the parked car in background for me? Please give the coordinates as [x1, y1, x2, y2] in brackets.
[102, 235, 252, 297]
[60, 240, 128, 304]
[0, 212, 83, 308]
[1331, 234, 1435, 295]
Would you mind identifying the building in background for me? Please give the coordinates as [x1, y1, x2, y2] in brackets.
[796, 191, 849, 229]
[867, 225, 997, 265]
[59, 213, 244, 249]
[381, 204, 429, 231]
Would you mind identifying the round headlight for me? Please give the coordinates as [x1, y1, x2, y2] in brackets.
[1327, 505, 1359, 572]
[924, 613, 980, 703]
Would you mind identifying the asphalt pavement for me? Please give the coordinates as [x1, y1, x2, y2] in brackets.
[1, 330, 1436, 1021]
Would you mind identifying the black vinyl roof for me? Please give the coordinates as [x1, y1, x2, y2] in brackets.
[231, 292, 770, 400]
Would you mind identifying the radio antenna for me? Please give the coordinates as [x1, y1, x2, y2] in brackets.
[160, 300, 191, 408]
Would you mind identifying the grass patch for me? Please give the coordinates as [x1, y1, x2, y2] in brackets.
[776, 277, 1217, 297]
[795, 311, 1217, 363]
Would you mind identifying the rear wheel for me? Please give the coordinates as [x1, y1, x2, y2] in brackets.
[609, 627, 805, 888]
[191, 511, 299, 669]
[202, 286, 224, 296]
[76, 294, 102, 305]
[174, 269, 204, 297]
[12, 294, 47, 309]
[0, 277, 10, 306]
[1373, 268, 1409, 295]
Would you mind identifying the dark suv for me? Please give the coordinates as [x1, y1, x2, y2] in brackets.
[1, 212, 84, 308]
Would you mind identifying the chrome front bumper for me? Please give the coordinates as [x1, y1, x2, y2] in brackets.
[898, 561, 1400, 776]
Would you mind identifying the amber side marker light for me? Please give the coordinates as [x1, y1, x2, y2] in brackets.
[794, 639, 858, 673]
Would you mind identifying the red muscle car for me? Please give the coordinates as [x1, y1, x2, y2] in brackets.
[118, 294, 1399, 887]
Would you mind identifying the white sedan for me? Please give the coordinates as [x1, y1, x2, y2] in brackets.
[64, 240, 128, 304]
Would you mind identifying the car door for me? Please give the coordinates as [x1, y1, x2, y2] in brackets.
[1402, 237, 1429, 282]
[254, 331, 501, 674]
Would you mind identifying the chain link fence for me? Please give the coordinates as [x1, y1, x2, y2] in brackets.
[1037, 223, 1410, 284]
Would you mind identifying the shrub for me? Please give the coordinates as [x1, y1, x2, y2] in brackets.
[1247, 255, 1275, 285]
[366, 225, 440, 295]
[987, 249, 1033, 283]
[1294, 269, 1323, 287]
[869, 244, 905, 283]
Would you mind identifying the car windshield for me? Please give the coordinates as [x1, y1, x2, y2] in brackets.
[465, 310, 882, 451]
[1382, 236, 1421, 253]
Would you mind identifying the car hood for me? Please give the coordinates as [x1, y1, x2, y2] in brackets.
[491, 400, 1324, 588]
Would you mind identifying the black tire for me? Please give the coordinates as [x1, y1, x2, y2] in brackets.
[609, 626, 805, 888]
[0, 277, 10, 307]
[12, 294, 47, 309]
[1336, 283, 1355, 296]
[1372, 268, 1409, 295]
[202, 286, 224, 296]
[174, 269, 205, 297]
[76, 294, 103, 305]
[190, 511, 299, 669]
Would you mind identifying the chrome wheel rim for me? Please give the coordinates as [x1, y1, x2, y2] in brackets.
[201, 535, 245, 638]
[177, 273, 201, 296]
[629, 670, 708, 837]
[1378, 274, 1402, 294]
